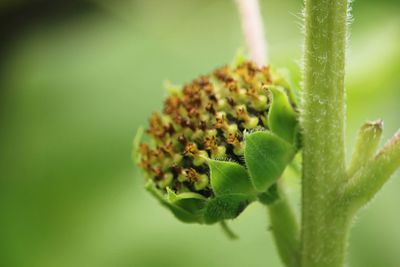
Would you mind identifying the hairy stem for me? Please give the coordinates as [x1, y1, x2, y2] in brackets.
[301, 0, 349, 266]
[267, 186, 300, 267]
[235, 0, 268, 66]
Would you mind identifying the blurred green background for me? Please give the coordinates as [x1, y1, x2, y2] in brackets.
[0, 0, 399, 266]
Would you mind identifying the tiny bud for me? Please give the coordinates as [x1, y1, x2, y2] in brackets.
[157, 172, 174, 188]
[184, 143, 208, 166]
[236, 105, 259, 129]
[215, 112, 229, 130]
[194, 174, 209, 190]
[227, 133, 244, 155]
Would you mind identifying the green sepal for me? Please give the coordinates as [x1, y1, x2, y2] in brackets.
[268, 86, 298, 144]
[207, 159, 256, 196]
[244, 131, 295, 192]
[145, 181, 206, 223]
[203, 194, 255, 224]
[167, 188, 207, 222]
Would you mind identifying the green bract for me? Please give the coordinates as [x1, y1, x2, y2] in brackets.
[208, 159, 255, 196]
[135, 60, 299, 226]
[244, 131, 295, 192]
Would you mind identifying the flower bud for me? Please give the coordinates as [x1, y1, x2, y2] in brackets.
[135, 60, 299, 225]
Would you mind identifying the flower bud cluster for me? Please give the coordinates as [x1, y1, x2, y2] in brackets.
[139, 62, 277, 197]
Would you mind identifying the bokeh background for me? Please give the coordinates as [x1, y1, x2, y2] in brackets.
[0, 0, 399, 266]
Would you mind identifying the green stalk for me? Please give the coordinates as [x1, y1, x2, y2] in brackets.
[301, 0, 350, 266]
[267, 187, 300, 267]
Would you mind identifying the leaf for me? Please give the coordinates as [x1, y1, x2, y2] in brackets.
[207, 159, 256, 196]
[203, 194, 254, 224]
[244, 131, 295, 192]
[268, 86, 298, 144]
[167, 188, 207, 221]
[145, 181, 206, 224]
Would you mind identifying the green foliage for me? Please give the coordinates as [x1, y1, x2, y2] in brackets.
[208, 159, 256, 196]
[244, 131, 295, 192]
[146, 182, 206, 223]
[268, 86, 298, 144]
[167, 189, 208, 221]
[203, 194, 254, 224]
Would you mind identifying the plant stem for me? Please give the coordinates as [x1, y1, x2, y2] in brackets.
[235, 0, 268, 66]
[267, 186, 300, 267]
[301, 0, 349, 266]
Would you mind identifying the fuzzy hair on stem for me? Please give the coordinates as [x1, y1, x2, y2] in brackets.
[300, 0, 350, 266]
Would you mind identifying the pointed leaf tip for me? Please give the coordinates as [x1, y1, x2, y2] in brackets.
[146, 181, 206, 224]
